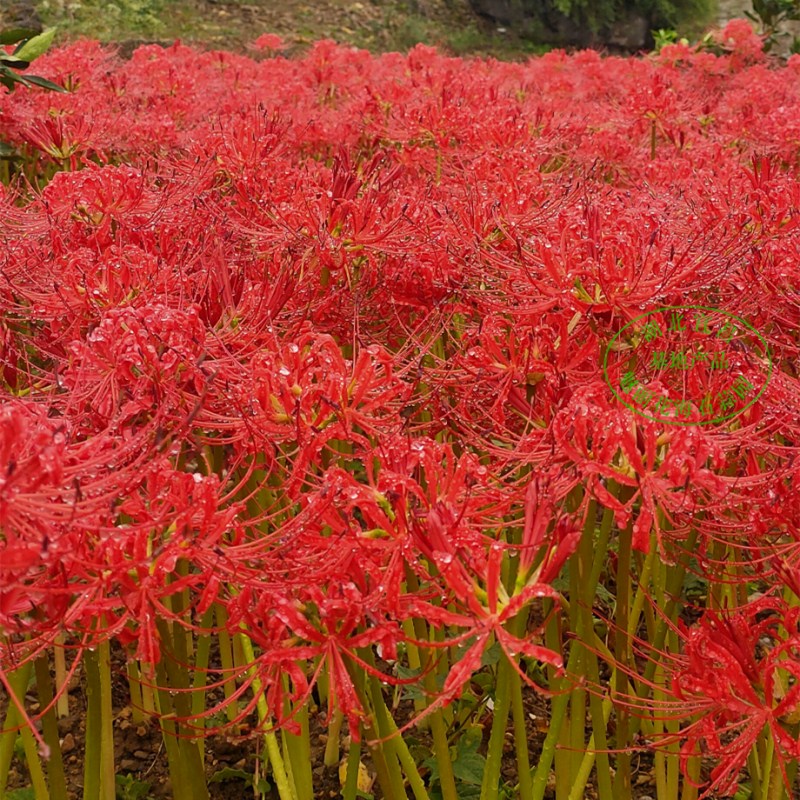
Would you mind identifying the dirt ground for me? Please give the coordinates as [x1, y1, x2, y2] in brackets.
[2, 0, 548, 61]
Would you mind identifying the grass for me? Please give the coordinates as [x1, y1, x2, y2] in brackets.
[35, 0, 556, 59]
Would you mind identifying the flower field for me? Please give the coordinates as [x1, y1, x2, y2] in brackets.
[3, 20, 800, 800]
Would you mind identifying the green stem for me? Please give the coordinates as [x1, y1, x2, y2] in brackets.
[748, 749, 764, 800]
[237, 633, 297, 800]
[1, 658, 49, 800]
[191, 606, 217, 761]
[215, 604, 240, 726]
[563, 499, 613, 800]
[530, 691, 569, 800]
[342, 735, 362, 800]
[341, 655, 399, 800]
[281, 678, 314, 800]
[154, 617, 209, 800]
[481, 646, 513, 800]
[323, 708, 344, 768]
[366, 673, 406, 796]
[34, 653, 68, 800]
[369, 691, 431, 800]
[83, 648, 106, 800]
[53, 636, 69, 719]
[510, 660, 533, 800]
[97, 637, 115, 799]
[154, 657, 191, 800]
[401, 617, 428, 720]
[761, 733, 778, 800]
[0, 660, 33, 796]
[613, 517, 633, 800]
[566, 695, 613, 800]
[18, 713, 49, 800]
[126, 659, 146, 724]
[406, 566, 459, 800]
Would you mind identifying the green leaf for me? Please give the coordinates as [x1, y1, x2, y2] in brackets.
[452, 751, 486, 785]
[208, 767, 254, 786]
[14, 28, 57, 63]
[6, 789, 36, 800]
[480, 641, 502, 667]
[0, 68, 30, 90]
[115, 773, 153, 800]
[21, 74, 67, 92]
[0, 54, 31, 68]
[396, 664, 425, 701]
[470, 672, 495, 695]
[430, 783, 481, 800]
[453, 727, 486, 785]
[0, 28, 38, 45]
[456, 724, 483, 755]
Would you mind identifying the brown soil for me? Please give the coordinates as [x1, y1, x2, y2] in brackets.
[1, 639, 670, 800]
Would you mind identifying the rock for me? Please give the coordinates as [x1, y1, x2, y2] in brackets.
[467, 0, 651, 51]
[116, 40, 173, 61]
[120, 758, 138, 771]
[57, 716, 74, 736]
[133, 750, 149, 759]
[0, 1, 43, 33]
[607, 14, 650, 49]
[60, 733, 76, 754]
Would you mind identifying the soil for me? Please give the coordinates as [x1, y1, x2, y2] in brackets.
[2, 642, 344, 799]
[1, 637, 671, 800]
[2, 0, 518, 62]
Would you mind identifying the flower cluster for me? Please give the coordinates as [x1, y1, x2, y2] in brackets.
[2, 20, 800, 799]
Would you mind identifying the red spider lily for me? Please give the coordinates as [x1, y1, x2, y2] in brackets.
[673, 603, 800, 797]
[553, 384, 728, 553]
[252, 34, 287, 52]
[397, 539, 566, 730]
[617, 599, 800, 798]
[519, 470, 583, 582]
[226, 582, 406, 740]
[5, 32, 800, 800]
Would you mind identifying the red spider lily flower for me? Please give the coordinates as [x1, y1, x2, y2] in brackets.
[63, 303, 206, 424]
[712, 19, 768, 69]
[204, 329, 409, 495]
[554, 384, 727, 554]
[397, 539, 566, 731]
[625, 599, 800, 798]
[519, 470, 583, 582]
[252, 34, 287, 52]
[227, 582, 406, 740]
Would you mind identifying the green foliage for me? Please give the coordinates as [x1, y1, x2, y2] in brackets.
[208, 765, 270, 794]
[651, 27, 690, 50]
[426, 724, 487, 799]
[0, 27, 65, 92]
[209, 766, 254, 785]
[115, 773, 154, 800]
[6, 788, 35, 800]
[746, 0, 800, 50]
[538, 0, 714, 37]
[37, 0, 165, 40]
